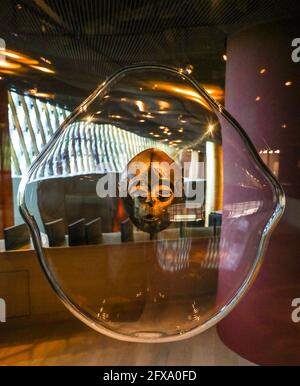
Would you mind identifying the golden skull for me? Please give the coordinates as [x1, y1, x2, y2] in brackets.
[120, 148, 182, 234]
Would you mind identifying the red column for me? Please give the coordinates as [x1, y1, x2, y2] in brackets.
[217, 19, 300, 365]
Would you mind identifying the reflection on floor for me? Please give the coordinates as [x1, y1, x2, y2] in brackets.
[0, 319, 254, 366]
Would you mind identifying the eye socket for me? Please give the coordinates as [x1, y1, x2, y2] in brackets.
[129, 186, 148, 199]
[157, 186, 174, 202]
[158, 195, 170, 203]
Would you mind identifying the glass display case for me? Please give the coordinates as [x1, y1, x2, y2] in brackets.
[19, 65, 284, 342]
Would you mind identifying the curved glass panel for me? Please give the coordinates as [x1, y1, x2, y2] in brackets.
[19, 65, 284, 342]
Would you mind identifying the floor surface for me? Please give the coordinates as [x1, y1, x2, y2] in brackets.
[0, 319, 254, 366]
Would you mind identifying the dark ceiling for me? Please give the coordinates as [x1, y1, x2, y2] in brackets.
[1, 0, 300, 109]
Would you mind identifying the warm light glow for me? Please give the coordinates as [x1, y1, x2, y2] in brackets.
[285, 81, 292, 87]
[178, 128, 184, 133]
[158, 100, 170, 110]
[28, 88, 38, 94]
[260, 149, 280, 155]
[40, 57, 52, 65]
[222, 54, 227, 61]
[1, 50, 21, 60]
[0, 49, 38, 65]
[179, 64, 194, 75]
[0, 69, 18, 75]
[260, 68, 267, 74]
[256, 96, 261, 102]
[31, 65, 55, 74]
[281, 123, 288, 129]
[36, 92, 55, 99]
[148, 82, 212, 111]
[202, 84, 224, 102]
[207, 124, 214, 133]
[28, 88, 55, 99]
[0, 60, 21, 69]
[136, 100, 145, 112]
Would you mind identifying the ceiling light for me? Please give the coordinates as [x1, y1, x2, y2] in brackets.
[0, 60, 21, 69]
[158, 101, 170, 110]
[136, 100, 145, 112]
[207, 124, 214, 133]
[40, 57, 52, 65]
[31, 65, 55, 74]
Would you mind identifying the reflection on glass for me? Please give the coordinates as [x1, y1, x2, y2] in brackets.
[19, 65, 284, 342]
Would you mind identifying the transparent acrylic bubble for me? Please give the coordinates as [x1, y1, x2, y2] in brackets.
[19, 65, 285, 342]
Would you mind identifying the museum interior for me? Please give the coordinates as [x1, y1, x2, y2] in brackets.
[0, 0, 300, 366]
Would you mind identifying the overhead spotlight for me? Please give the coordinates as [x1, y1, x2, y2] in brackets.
[86, 116, 94, 122]
[136, 100, 145, 112]
[40, 57, 52, 65]
[0, 60, 21, 69]
[185, 64, 194, 74]
[31, 65, 55, 74]
[207, 124, 214, 133]
[222, 54, 227, 61]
